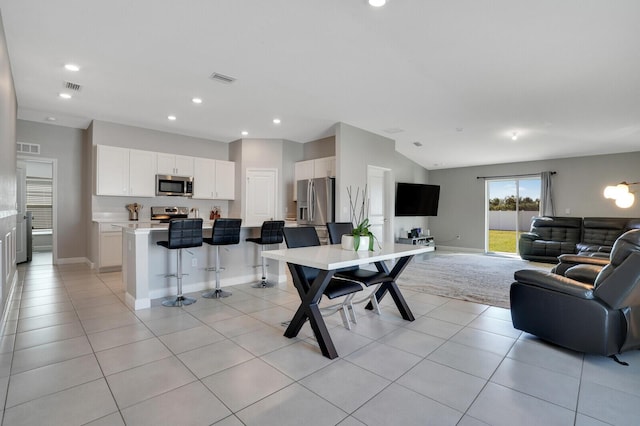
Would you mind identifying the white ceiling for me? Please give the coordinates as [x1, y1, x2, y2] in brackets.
[1, 0, 639, 170]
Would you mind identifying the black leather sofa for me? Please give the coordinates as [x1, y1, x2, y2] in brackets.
[510, 229, 640, 356]
[519, 216, 640, 263]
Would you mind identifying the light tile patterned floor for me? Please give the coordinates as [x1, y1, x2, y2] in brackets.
[1, 261, 640, 425]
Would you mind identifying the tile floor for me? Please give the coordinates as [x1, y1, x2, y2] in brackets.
[1, 260, 640, 425]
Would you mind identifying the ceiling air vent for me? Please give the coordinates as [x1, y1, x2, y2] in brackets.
[209, 72, 236, 84]
[64, 81, 82, 91]
[17, 142, 40, 155]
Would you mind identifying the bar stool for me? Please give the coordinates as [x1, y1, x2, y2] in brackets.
[326, 222, 393, 315]
[202, 218, 242, 298]
[156, 218, 203, 307]
[246, 220, 285, 288]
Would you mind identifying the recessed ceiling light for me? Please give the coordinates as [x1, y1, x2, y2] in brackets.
[511, 132, 519, 141]
[64, 64, 80, 72]
[369, 0, 386, 7]
[46, 116, 56, 121]
[167, 115, 177, 121]
[191, 97, 202, 104]
[58, 93, 72, 99]
[241, 131, 249, 136]
[273, 118, 281, 124]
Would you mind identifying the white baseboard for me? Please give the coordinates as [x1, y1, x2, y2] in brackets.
[55, 256, 92, 266]
[436, 246, 484, 253]
[125, 292, 150, 310]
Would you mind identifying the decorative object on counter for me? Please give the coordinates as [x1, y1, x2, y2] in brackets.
[342, 186, 378, 251]
[126, 203, 143, 221]
[189, 207, 200, 218]
[209, 206, 221, 220]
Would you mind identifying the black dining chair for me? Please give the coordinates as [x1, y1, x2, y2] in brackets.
[246, 220, 285, 288]
[282, 226, 363, 329]
[156, 218, 203, 307]
[326, 222, 393, 315]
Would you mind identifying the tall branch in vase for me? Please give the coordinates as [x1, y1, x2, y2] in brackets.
[347, 185, 376, 251]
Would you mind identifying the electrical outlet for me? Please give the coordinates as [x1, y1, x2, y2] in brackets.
[191, 258, 197, 267]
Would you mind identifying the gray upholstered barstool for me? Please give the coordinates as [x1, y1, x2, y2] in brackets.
[202, 218, 242, 298]
[246, 220, 285, 288]
[156, 218, 203, 307]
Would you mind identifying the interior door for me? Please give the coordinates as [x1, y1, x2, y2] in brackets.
[367, 166, 390, 244]
[16, 160, 27, 263]
[245, 168, 278, 227]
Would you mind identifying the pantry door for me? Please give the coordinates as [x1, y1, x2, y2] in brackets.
[245, 168, 278, 227]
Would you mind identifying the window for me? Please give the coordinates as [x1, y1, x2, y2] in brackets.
[26, 177, 53, 230]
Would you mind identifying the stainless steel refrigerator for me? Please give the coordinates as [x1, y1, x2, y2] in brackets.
[297, 177, 335, 228]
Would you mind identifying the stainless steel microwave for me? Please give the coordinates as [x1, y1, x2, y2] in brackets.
[156, 174, 193, 197]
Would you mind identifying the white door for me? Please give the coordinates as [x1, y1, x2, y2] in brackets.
[245, 168, 278, 227]
[367, 166, 391, 244]
[16, 160, 27, 263]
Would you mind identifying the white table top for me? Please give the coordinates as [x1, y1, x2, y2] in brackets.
[262, 243, 433, 270]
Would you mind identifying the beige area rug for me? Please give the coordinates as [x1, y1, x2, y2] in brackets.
[398, 252, 552, 309]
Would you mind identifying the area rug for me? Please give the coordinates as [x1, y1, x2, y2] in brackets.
[397, 252, 551, 309]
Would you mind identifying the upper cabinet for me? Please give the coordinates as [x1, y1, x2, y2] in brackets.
[96, 145, 156, 196]
[313, 156, 336, 178]
[157, 153, 194, 176]
[192, 158, 235, 200]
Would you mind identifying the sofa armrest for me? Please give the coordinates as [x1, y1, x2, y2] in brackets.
[519, 232, 540, 241]
[556, 254, 610, 267]
[514, 269, 595, 299]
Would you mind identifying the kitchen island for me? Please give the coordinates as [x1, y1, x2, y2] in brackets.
[118, 222, 286, 310]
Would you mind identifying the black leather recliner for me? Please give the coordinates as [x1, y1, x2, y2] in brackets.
[510, 229, 640, 356]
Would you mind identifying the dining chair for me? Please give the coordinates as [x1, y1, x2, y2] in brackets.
[326, 222, 393, 315]
[282, 226, 363, 329]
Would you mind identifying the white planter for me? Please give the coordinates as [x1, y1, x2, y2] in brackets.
[341, 234, 370, 251]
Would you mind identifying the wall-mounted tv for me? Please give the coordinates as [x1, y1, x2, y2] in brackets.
[394, 182, 440, 216]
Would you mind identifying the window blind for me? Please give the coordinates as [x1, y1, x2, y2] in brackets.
[26, 177, 53, 230]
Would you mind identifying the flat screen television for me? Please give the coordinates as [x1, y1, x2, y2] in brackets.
[394, 182, 440, 216]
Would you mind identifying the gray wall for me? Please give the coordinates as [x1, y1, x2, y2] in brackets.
[429, 151, 640, 250]
[303, 136, 335, 159]
[16, 120, 87, 260]
[335, 122, 431, 240]
[0, 11, 17, 312]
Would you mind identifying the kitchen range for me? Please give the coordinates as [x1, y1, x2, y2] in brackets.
[150, 206, 189, 222]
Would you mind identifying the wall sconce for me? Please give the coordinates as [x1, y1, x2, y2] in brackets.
[603, 181, 638, 208]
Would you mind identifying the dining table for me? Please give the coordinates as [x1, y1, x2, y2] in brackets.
[262, 242, 433, 359]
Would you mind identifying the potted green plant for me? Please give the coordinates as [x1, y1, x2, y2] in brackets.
[341, 186, 378, 251]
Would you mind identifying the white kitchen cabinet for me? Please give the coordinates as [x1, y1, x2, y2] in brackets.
[157, 153, 194, 176]
[192, 158, 235, 200]
[98, 223, 123, 270]
[96, 145, 129, 196]
[96, 145, 156, 197]
[129, 149, 157, 196]
[215, 160, 235, 200]
[313, 156, 336, 178]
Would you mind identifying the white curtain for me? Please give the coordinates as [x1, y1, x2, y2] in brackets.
[540, 171, 555, 216]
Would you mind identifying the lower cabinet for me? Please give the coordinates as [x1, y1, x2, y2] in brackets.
[98, 224, 123, 270]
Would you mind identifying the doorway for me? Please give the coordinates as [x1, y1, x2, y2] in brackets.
[245, 168, 278, 227]
[485, 177, 540, 254]
[16, 157, 57, 265]
[367, 165, 393, 244]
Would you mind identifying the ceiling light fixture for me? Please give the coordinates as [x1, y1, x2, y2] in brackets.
[167, 115, 177, 121]
[511, 132, 519, 141]
[64, 64, 80, 72]
[273, 118, 281, 124]
[191, 97, 202, 104]
[241, 131, 249, 136]
[58, 93, 72, 99]
[603, 181, 638, 208]
[46, 116, 56, 121]
[368, 0, 386, 7]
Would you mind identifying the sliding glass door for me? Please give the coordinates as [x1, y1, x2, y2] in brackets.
[486, 178, 540, 254]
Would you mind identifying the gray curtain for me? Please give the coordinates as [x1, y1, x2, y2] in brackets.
[540, 171, 555, 216]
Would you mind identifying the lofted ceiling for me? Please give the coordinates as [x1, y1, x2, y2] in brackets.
[1, 0, 639, 170]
